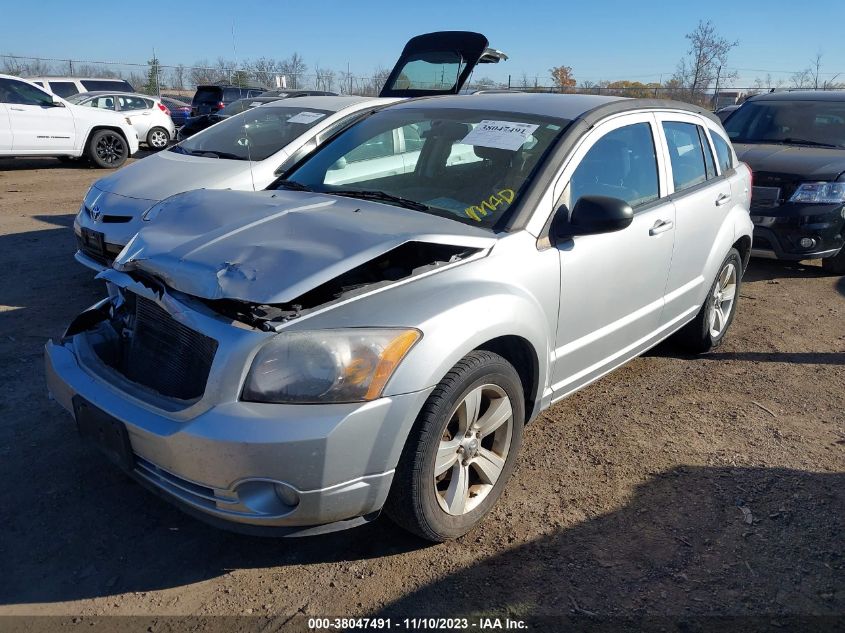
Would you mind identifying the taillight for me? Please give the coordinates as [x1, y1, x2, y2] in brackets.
[157, 103, 171, 116]
[217, 101, 225, 110]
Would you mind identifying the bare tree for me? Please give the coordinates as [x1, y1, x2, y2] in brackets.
[339, 69, 355, 94]
[314, 65, 336, 92]
[519, 72, 531, 89]
[672, 20, 738, 104]
[170, 64, 186, 90]
[248, 57, 283, 87]
[190, 59, 221, 86]
[1, 55, 51, 76]
[280, 53, 307, 89]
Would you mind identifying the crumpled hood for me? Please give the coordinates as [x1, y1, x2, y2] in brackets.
[114, 189, 495, 304]
[734, 143, 845, 181]
[93, 150, 260, 201]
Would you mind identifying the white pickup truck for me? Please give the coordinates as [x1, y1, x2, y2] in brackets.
[0, 73, 139, 167]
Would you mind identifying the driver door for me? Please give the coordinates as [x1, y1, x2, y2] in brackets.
[0, 77, 75, 151]
[550, 113, 676, 399]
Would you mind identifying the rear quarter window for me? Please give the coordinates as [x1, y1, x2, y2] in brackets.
[710, 132, 735, 173]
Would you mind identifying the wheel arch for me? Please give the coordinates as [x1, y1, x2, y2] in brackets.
[733, 234, 752, 272]
[476, 335, 541, 424]
[84, 126, 131, 152]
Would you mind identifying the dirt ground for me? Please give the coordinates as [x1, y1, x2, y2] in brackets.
[0, 155, 843, 630]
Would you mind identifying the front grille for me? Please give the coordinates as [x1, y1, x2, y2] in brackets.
[123, 295, 217, 400]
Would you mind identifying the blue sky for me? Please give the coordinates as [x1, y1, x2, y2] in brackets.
[2, 0, 843, 87]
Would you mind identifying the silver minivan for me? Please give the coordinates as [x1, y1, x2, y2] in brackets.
[46, 92, 753, 541]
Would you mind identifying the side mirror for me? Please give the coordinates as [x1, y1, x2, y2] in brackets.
[552, 195, 634, 240]
[50, 96, 65, 107]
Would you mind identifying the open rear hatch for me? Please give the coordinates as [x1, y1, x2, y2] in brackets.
[379, 31, 507, 98]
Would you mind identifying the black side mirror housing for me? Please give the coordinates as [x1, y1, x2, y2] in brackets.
[552, 195, 634, 240]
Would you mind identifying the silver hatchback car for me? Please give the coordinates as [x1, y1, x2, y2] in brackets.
[46, 93, 753, 541]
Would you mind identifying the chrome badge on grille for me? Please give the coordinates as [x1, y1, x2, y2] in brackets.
[90, 205, 102, 222]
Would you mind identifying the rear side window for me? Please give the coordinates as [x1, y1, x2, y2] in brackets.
[662, 122, 710, 192]
[81, 79, 133, 92]
[223, 87, 242, 101]
[117, 95, 149, 111]
[570, 122, 660, 209]
[710, 132, 734, 173]
[48, 81, 78, 97]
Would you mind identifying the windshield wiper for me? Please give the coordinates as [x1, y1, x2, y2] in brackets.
[329, 189, 430, 212]
[168, 145, 189, 154]
[188, 150, 246, 160]
[777, 138, 840, 148]
[274, 179, 313, 192]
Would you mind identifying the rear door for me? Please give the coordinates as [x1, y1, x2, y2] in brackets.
[379, 31, 507, 98]
[655, 113, 732, 326]
[118, 95, 154, 138]
[0, 77, 75, 151]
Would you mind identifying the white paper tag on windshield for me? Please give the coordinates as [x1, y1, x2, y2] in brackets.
[288, 111, 326, 124]
[249, 101, 262, 107]
[460, 120, 540, 151]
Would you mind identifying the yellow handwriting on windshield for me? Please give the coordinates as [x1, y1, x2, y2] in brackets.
[465, 189, 515, 222]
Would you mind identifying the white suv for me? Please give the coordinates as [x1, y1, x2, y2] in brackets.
[0, 74, 139, 167]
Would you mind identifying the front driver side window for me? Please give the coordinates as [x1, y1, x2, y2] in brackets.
[0, 78, 53, 106]
[568, 122, 660, 209]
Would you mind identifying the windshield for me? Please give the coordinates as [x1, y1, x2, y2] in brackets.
[173, 106, 332, 161]
[725, 100, 845, 148]
[65, 93, 90, 104]
[282, 107, 567, 229]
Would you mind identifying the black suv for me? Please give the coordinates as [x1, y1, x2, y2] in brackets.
[725, 90, 845, 273]
[191, 84, 267, 116]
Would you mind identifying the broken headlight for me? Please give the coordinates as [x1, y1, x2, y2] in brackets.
[242, 328, 421, 404]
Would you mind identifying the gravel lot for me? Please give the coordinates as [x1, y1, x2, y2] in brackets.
[0, 155, 842, 629]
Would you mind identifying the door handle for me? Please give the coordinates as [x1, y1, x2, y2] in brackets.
[649, 219, 674, 236]
[10, 107, 24, 111]
[715, 193, 731, 206]
[142, 111, 151, 115]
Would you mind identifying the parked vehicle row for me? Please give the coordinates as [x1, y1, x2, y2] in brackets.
[43, 32, 759, 543]
[0, 73, 139, 166]
[724, 90, 845, 273]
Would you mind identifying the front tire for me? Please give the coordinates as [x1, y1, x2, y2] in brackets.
[146, 126, 170, 150]
[385, 350, 525, 542]
[821, 248, 845, 275]
[675, 248, 742, 353]
[87, 130, 128, 168]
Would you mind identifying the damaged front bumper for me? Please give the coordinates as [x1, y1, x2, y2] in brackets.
[750, 203, 845, 260]
[44, 284, 433, 536]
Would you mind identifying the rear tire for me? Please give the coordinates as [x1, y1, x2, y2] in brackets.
[87, 130, 128, 168]
[384, 350, 525, 542]
[675, 248, 742, 353]
[821, 248, 845, 275]
[146, 126, 170, 150]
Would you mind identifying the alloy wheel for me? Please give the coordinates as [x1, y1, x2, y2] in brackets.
[95, 134, 126, 165]
[708, 262, 737, 338]
[434, 384, 514, 516]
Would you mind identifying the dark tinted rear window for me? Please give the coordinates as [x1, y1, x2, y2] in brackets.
[49, 81, 78, 97]
[194, 86, 222, 104]
[81, 79, 134, 92]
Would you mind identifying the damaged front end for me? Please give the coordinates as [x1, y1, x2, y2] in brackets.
[201, 241, 481, 330]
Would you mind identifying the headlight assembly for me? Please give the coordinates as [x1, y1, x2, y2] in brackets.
[789, 182, 845, 205]
[242, 328, 421, 404]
